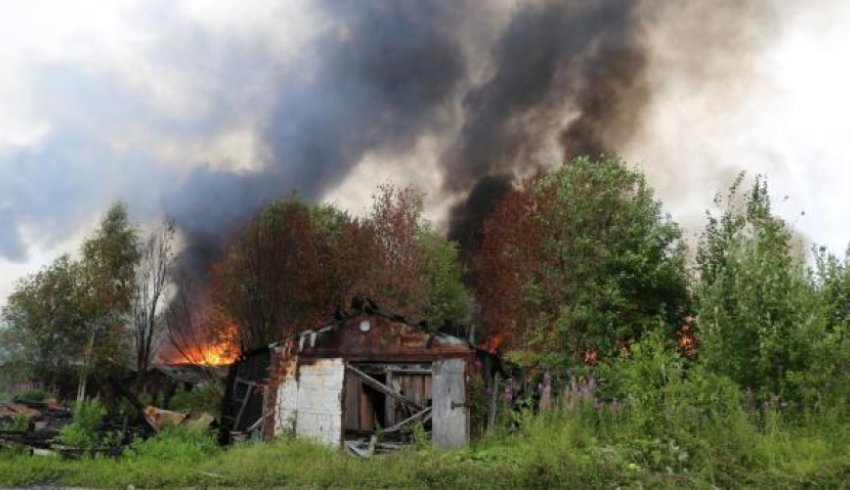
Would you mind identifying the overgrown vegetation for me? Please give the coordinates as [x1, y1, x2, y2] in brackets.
[3, 395, 850, 488]
[167, 383, 224, 414]
[57, 399, 106, 449]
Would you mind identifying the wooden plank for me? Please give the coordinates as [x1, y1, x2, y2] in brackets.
[385, 371, 395, 426]
[487, 373, 501, 431]
[384, 406, 432, 434]
[412, 375, 424, 406]
[395, 373, 430, 408]
[367, 434, 377, 457]
[343, 374, 360, 431]
[359, 389, 374, 431]
[398, 374, 422, 405]
[346, 440, 371, 458]
[345, 364, 423, 411]
[385, 366, 432, 375]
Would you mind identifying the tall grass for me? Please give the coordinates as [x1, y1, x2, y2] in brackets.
[2, 405, 850, 488]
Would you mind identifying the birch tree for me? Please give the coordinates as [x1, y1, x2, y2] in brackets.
[130, 218, 175, 389]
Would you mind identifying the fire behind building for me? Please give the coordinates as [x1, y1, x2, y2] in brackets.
[221, 299, 509, 453]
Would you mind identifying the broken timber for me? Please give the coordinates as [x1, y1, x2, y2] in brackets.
[384, 407, 431, 434]
[345, 363, 424, 412]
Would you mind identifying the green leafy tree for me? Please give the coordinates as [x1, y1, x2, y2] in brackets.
[696, 176, 831, 403]
[1, 203, 142, 398]
[813, 247, 850, 334]
[795, 246, 850, 408]
[419, 227, 474, 331]
[0, 256, 86, 393]
[76, 202, 141, 399]
[474, 156, 690, 371]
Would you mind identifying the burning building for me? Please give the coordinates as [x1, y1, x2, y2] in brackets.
[221, 300, 508, 452]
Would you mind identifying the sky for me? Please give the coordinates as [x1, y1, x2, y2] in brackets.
[2, 0, 850, 306]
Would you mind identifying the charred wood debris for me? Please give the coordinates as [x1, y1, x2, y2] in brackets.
[0, 396, 136, 458]
[0, 377, 214, 459]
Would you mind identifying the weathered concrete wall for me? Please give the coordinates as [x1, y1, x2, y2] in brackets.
[273, 355, 299, 436]
[294, 358, 345, 446]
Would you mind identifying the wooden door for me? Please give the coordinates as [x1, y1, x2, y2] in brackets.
[432, 358, 469, 448]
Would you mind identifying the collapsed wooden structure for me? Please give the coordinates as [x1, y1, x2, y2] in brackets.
[0, 397, 142, 458]
[221, 301, 506, 453]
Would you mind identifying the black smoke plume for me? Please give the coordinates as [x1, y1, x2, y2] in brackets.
[164, 0, 775, 282]
[169, 0, 473, 280]
[444, 0, 648, 257]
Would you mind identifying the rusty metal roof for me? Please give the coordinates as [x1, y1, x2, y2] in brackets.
[234, 299, 503, 365]
[295, 312, 475, 362]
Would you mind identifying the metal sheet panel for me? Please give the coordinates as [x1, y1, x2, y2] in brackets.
[432, 358, 469, 449]
[295, 358, 345, 446]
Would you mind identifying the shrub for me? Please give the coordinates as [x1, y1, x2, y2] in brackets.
[127, 425, 219, 463]
[1, 414, 30, 432]
[13, 389, 53, 402]
[167, 382, 224, 414]
[597, 330, 685, 431]
[58, 399, 105, 448]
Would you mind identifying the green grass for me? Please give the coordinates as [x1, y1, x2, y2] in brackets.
[3, 409, 850, 489]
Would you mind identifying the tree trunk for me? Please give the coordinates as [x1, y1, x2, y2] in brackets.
[77, 327, 97, 402]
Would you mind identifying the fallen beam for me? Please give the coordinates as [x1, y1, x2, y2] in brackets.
[384, 407, 432, 434]
[345, 364, 423, 411]
[346, 440, 371, 458]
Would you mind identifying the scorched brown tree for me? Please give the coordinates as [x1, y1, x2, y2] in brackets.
[211, 184, 472, 352]
[473, 157, 689, 371]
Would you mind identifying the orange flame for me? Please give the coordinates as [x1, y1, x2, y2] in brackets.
[196, 340, 238, 366]
[160, 323, 239, 366]
[482, 330, 503, 354]
[166, 340, 238, 366]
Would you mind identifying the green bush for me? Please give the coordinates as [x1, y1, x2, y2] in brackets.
[127, 425, 219, 462]
[13, 388, 54, 402]
[0, 414, 30, 432]
[58, 399, 105, 448]
[167, 382, 224, 414]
